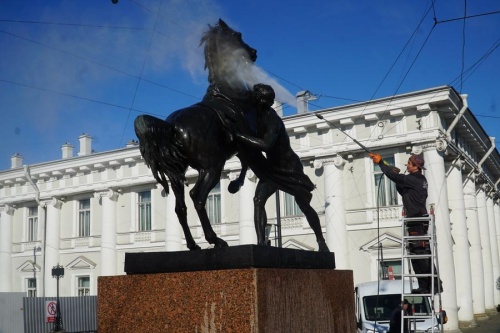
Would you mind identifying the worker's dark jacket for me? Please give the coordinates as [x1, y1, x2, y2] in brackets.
[379, 160, 428, 217]
[389, 306, 409, 333]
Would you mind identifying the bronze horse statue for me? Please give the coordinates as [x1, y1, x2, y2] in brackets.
[134, 19, 329, 251]
[135, 19, 258, 250]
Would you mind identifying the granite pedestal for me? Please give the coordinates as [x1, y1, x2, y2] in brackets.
[98, 245, 356, 333]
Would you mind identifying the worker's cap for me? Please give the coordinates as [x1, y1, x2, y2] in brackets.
[409, 154, 426, 170]
[403, 299, 410, 305]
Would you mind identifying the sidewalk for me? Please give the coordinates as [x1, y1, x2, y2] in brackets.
[461, 313, 500, 333]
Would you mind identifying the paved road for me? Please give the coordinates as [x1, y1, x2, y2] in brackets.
[461, 314, 500, 333]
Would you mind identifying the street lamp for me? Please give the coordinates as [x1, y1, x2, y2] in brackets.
[32, 246, 41, 297]
[52, 264, 65, 332]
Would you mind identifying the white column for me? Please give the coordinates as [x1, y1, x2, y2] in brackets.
[165, 191, 183, 251]
[237, 170, 257, 245]
[476, 186, 495, 312]
[423, 143, 459, 331]
[463, 174, 486, 316]
[322, 156, 349, 269]
[0, 205, 14, 292]
[97, 189, 119, 276]
[486, 194, 500, 306]
[44, 198, 62, 297]
[446, 159, 474, 324]
[37, 203, 46, 297]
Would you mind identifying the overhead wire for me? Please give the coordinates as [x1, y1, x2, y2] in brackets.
[288, 2, 441, 215]
[307, 1, 498, 285]
[368, 25, 499, 150]
[2, 2, 497, 261]
[0, 21, 202, 105]
[118, 0, 163, 146]
[300, 2, 498, 158]
[326, 1, 498, 159]
[351, 0, 499, 215]
[0, 19, 149, 31]
[0, 77, 165, 119]
[1, 2, 498, 166]
[435, 10, 500, 24]
[302, 0, 437, 160]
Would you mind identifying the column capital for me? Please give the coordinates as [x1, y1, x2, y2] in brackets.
[0, 204, 15, 215]
[314, 155, 346, 169]
[411, 145, 424, 155]
[479, 183, 491, 193]
[43, 198, 63, 209]
[229, 170, 255, 182]
[413, 138, 448, 153]
[245, 169, 255, 180]
[436, 138, 448, 152]
[228, 172, 239, 182]
[449, 156, 465, 170]
[94, 189, 119, 201]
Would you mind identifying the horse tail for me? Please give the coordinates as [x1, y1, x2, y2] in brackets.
[134, 115, 187, 194]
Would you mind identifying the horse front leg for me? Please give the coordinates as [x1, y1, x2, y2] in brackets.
[228, 158, 248, 194]
[190, 170, 228, 248]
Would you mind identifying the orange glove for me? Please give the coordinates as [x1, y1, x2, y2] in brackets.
[369, 153, 382, 164]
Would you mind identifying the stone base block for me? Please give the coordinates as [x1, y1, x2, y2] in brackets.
[98, 268, 355, 333]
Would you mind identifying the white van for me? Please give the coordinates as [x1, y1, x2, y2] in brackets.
[355, 280, 444, 333]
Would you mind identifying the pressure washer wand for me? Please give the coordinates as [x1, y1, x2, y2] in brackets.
[315, 113, 372, 153]
[315, 113, 400, 173]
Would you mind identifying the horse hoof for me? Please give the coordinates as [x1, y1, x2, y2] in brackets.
[228, 181, 241, 194]
[189, 244, 202, 251]
[318, 241, 330, 252]
[214, 239, 228, 248]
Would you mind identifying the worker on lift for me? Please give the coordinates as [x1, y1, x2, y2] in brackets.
[369, 153, 442, 295]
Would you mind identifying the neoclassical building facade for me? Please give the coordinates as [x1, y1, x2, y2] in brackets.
[1, 85, 499, 331]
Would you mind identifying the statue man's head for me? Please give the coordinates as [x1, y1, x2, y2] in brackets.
[253, 84, 275, 108]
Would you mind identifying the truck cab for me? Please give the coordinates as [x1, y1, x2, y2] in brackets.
[355, 280, 442, 333]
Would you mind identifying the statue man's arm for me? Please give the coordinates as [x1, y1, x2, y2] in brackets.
[236, 116, 279, 152]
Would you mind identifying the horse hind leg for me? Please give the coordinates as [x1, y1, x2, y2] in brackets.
[169, 177, 201, 251]
[190, 169, 228, 248]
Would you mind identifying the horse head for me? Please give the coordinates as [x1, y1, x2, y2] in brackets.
[200, 19, 257, 97]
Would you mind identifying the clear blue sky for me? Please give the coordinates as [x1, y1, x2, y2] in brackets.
[1, 0, 499, 171]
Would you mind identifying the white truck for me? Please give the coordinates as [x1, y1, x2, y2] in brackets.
[355, 280, 444, 333]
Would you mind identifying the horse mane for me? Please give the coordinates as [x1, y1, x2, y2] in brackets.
[199, 21, 223, 84]
[199, 19, 246, 86]
[199, 19, 256, 110]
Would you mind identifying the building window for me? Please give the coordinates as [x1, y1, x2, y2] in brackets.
[283, 192, 302, 216]
[78, 199, 91, 237]
[206, 183, 221, 224]
[27, 207, 38, 242]
[138, 191, 152, 231]
[379, 259, 402, 280]
[27, 278, 36, 297]
[373, 156, 398, 206]
[77, 276, 90, 296]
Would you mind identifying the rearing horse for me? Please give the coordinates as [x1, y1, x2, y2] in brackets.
[135, 19, 329, 252]
[134, 19, 257, 250]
